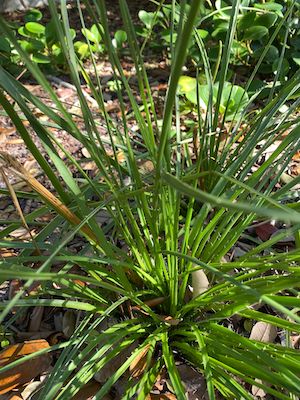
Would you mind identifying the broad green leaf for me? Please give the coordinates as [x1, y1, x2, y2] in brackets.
[254, 3, 283, 12]
[25, 22, 46, 35]
[18, 26, 31, 38]
[82, 27, 98, 43]
[179, 79, 249, 120]
[18, 39, 44, 53]
[0, 38, 11, 53]
[196, 29, 208, 39]
[243, 25, 268, 41]
[272, 58, 289, 75]
[252, 45, 279, 62]
[161, 29, 178, 44]
[74, 41, 89, 59]
[238, 12, 256, 31]
[31, 53, 50, 64]
[69, 28, 76, 41]
[90, 24, 102, 43]
[138, 10, 156, 29]
[292, 53, 300, 66]
[25, 9, 43, 23]
[45, 20, 59, 45]
[113, 30, 127, 48]
[255, 12, 278, 28]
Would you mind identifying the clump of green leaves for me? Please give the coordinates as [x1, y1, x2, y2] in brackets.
[0, 0, 299, 399]
[0, 9, 70, 73]
[138, 0, 300, 84]
[178, 75, 249, 121]
[0, 8, 127, 74]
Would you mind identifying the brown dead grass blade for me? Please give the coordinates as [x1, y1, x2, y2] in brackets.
[0, 339, 51, 395]
[0, 167, 41, 255]
[0, 152, 99, 245]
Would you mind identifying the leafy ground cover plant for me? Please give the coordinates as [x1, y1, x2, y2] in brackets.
[178, 76, 249, 121]
[0, 0, 299, 398]
[140, 0, 300, 83]
[0, 7, 127, 75]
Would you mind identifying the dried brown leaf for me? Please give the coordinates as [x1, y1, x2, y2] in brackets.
[159, 316, 181, 326]
[255, 222, 277, 242]
[291, 164, 300, 176]
[249, 322, 277, 343]
[28, 307, 44, 332]
[82, 161, 97, 171]
[251, 379, 267, 398]
[291, 335, 300, 348]
[9, 228, 37, 240]
[192, 269, 209, 298]
[0, 152, 99, 245]
[62, 310, 76, 339]
[146, 394, 176, 400]
[94, 342, 137, 383]
[71, 380, 108, 400]
[0, 340, 51, 395]
[129, 344, 151, 378]
[138, 160, 154, 175]
[21, 381, 41, 400]
[8, 280, 22, 300]
[81, 148, 91, 158]
[0, 127, 15, 137]
[144, 297, 166, 308]
[292, 150, 300, 161]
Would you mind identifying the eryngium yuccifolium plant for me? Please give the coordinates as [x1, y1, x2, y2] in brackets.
[0, 0, 299, 398]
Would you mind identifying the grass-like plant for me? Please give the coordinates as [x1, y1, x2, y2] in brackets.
[0, 0, 299, 398]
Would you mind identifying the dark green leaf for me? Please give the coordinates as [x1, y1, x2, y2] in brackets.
[255, 12, 278, 28]
[238, 12, 257, 31]
[24, 9, 43, 23]
[31, 53, 50, 63]
[254, 3, 283, 12]
[252, 45, 279, 62]
[272, 58, 290, 75]
[243, 25, 269, 41]
[0, 38, 11, 53]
